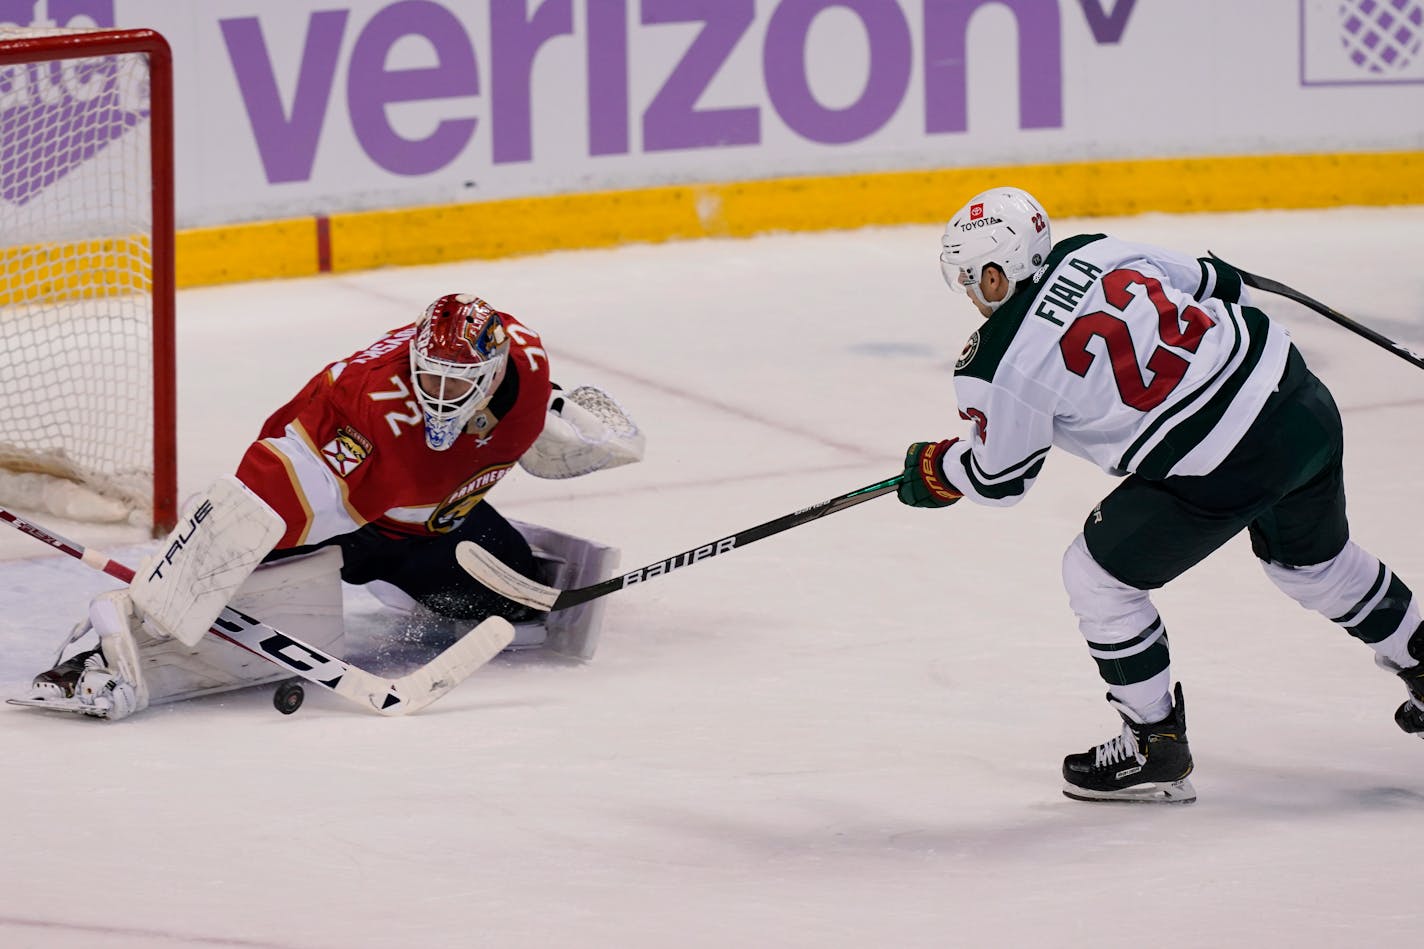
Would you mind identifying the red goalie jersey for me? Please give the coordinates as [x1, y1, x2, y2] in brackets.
[235, 313, 552, 549]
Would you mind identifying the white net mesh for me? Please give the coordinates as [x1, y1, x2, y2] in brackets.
[0, 26, 158, 518]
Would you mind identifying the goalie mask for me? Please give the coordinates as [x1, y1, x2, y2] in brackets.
[939, 186, 1052, 312]
[410, 294, 510, 451]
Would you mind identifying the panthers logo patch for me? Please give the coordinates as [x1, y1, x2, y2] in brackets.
[955, 331, 981, 371]
[427, 463, 513, 533]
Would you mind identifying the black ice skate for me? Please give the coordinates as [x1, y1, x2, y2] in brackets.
[28, 648, 103, 699]
[1062, 682, 1196, 804]
[1394, 623, 1424, 737]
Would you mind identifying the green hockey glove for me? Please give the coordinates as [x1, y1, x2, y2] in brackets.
[898, 439, 963, 508]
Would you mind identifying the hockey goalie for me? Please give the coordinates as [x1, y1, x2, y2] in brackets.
[15, 293, 643, 720]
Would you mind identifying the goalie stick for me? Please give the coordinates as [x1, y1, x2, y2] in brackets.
[0, 507, 513, 716]
[1209, 253, 1424, 371]
[456, 474, 905, 611]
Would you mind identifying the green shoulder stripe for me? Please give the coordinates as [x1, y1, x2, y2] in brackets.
[1126, 305, 1273, 478]
[1197, 256, 1245, 303]
[954, 234, 1106, 384]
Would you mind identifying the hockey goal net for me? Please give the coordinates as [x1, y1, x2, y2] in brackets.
[0, 26, 176, 533]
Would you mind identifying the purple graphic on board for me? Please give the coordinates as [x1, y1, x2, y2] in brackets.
[0, 0, 147, 206]
[1301, 0, 1424, 85]
[220, 0, 1087, 185]
[1077, 0, 1136, 44]
[1339, 0, 1422, 73]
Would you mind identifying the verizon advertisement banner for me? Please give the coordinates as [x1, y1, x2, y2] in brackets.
[4, 0, 1421, 227]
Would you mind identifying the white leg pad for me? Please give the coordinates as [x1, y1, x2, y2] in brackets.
[138, 547, 345, 705]
[366, 579, 421, 613]
[509, 519, 619, 660]
[365, 578, 462, 643]
[130, 476, 285, 646]
[89, 591, 150, 718]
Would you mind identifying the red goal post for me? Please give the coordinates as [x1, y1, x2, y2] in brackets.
[0, 26, 176, 534]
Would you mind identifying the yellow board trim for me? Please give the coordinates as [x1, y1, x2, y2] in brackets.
[163, 150, 1423, 289]
[0, 235, 150, 306]
[177, 217, 319, 287]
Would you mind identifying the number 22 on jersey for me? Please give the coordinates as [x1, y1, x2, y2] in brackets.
[1058, 268, 1217, 412]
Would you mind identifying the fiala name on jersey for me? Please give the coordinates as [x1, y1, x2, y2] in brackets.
[1033, 257, 1104, 327]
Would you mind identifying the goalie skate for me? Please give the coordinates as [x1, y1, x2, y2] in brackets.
[9, 647, 141, 721]
[1062, 683, 1196, 805]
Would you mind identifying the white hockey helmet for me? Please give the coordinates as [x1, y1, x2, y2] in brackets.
[939, 186, 1052, 311]
[410, 293, 511, 451]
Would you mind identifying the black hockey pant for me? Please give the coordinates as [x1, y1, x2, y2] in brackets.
[271, 502, 540, 623]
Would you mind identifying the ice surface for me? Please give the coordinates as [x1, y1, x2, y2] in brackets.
[2, 208, 1422, 948]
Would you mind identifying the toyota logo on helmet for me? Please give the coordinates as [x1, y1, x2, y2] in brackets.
[938, 186, 1053, 313]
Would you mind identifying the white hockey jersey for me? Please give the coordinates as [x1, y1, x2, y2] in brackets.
[941, 234, 1291, 506]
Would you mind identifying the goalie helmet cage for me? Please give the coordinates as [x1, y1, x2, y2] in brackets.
[0, 26, 176, 534]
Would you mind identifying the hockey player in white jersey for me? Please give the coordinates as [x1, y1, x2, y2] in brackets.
[899, 186, 1423, 804]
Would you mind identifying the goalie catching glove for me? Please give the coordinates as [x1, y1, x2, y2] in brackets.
[519, 385, 645, 479]
[898, 439, 963, 508]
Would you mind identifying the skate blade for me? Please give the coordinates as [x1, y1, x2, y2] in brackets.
[6, 695, 107, 718]
[1062, 777, 1197, 805]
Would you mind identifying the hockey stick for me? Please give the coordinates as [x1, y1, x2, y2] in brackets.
[0, 507, 513, 715]
[1209, 253, 1424, 371]
[456, 474, 905, 611]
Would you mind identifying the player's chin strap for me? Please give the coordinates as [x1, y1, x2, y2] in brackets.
[969, 278, 1014, 313]
[1209, 253, 1424, 371]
